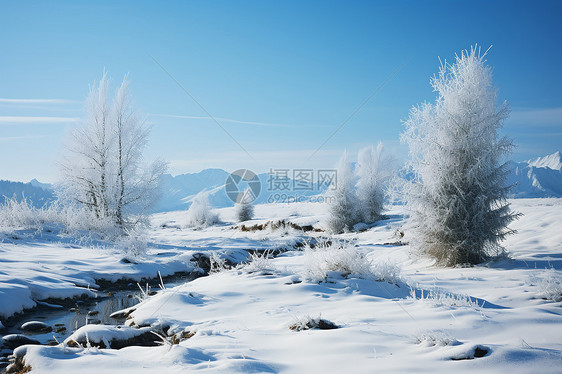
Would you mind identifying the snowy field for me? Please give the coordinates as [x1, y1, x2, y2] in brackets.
[2, 198, 562, 373]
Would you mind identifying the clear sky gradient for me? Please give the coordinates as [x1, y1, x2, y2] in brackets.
[1, 0, 561, 182]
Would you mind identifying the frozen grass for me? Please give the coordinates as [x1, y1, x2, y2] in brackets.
[209, 252, 230, 273]
[0, 197, 118, 236]
[409, 286, 482, 309]
[529, 268, 562, 302]
[414, 330, 459, 347]
[302, 240, 402, 283]
[242, 251, 275, 274]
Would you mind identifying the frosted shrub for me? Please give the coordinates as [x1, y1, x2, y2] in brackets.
[326, 151, 361, 233]
[235, 202, 254, 222]
[209, 252, 229, 273]
[401, 46, 518, 266]
[235, 187, 255, 222]
[303, 240, 401, 283]
[0, 197, 118, 236]
[0, 197, 44, 230]
[243, 251, 274, 274]
[356, 143, 393, 223]
[530, 268, 562, 302]
[186, 192, 219, 228]
[116, 228, 149, 261]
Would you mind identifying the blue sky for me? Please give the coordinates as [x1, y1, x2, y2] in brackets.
[1, 0, 561, 182]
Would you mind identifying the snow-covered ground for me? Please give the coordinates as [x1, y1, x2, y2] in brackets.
[2, 199, 562, 373]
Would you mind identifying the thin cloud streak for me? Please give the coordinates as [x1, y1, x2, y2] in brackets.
[0, 135, 49, 143]
[0, 98, 77, 104]
[154, 114, 326, 128]
[508, 107, 562, 126]
[0, 116, 79, 124]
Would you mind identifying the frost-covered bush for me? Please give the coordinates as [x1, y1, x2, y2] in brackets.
[235, 202, 254, 222]
[303, 240, 401, 283]
[401, 46, 518, 266]
[530, 268, 562, 302]
[326, 151, 361, 233]
[0, 197, 118, 236]
[116, 227, 149, 261]
[356, 143, 393, 223]
[209, 252, 229, 273]
[243, 251, 274, 274]
[186, 192, 219, 228]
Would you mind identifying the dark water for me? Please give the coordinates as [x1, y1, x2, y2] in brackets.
[0, 272, 200, 370]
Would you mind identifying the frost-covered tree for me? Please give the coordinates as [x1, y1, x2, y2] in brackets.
[111, 77, 166, 226]
[235, 188, 255, 222]
[59, 72, 166, 229]
[186, 191, 219, 228]
[401, 46, 518, 266]
[59, 71, 112, 219]
[326, 151, 361, 233]
[356, 142, 392, 223]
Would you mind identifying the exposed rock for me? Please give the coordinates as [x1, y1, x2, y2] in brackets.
[191, 253, 211, 273]
[1, 335, 41, 350]
[20, 321, 52, 333]
[289, 317, 338, 331]
[64, 325, 160, 349]
[450, 345, 490, 360]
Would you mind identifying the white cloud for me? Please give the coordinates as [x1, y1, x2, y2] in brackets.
[0, 116, 78, 124]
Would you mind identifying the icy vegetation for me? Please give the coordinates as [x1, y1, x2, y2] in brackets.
[235, 188, 255, 222]
[185, 191, 219, 228]
[326, 145, 392, 233]
[1, 47, 561, 374]
[402, 46, 518, 265]
[58, 72, 166, 230]
[0, 197, 117, 236]
[356, 143, 393, 223]
[326, 151, 360, 233]
[1, 199, 561, 373]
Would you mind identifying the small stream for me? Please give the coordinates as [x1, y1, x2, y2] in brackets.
[0, 271, 201, 370]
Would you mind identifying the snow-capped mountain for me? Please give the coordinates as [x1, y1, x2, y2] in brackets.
[527, 151, 562, 171]
[507, 151, 562, 198]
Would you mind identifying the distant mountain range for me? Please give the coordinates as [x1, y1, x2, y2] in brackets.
[2, 151, 561, 212]
[506, 151, 562, 198]
[154, 169, 325, 212]
[0, 179, 54, 207]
